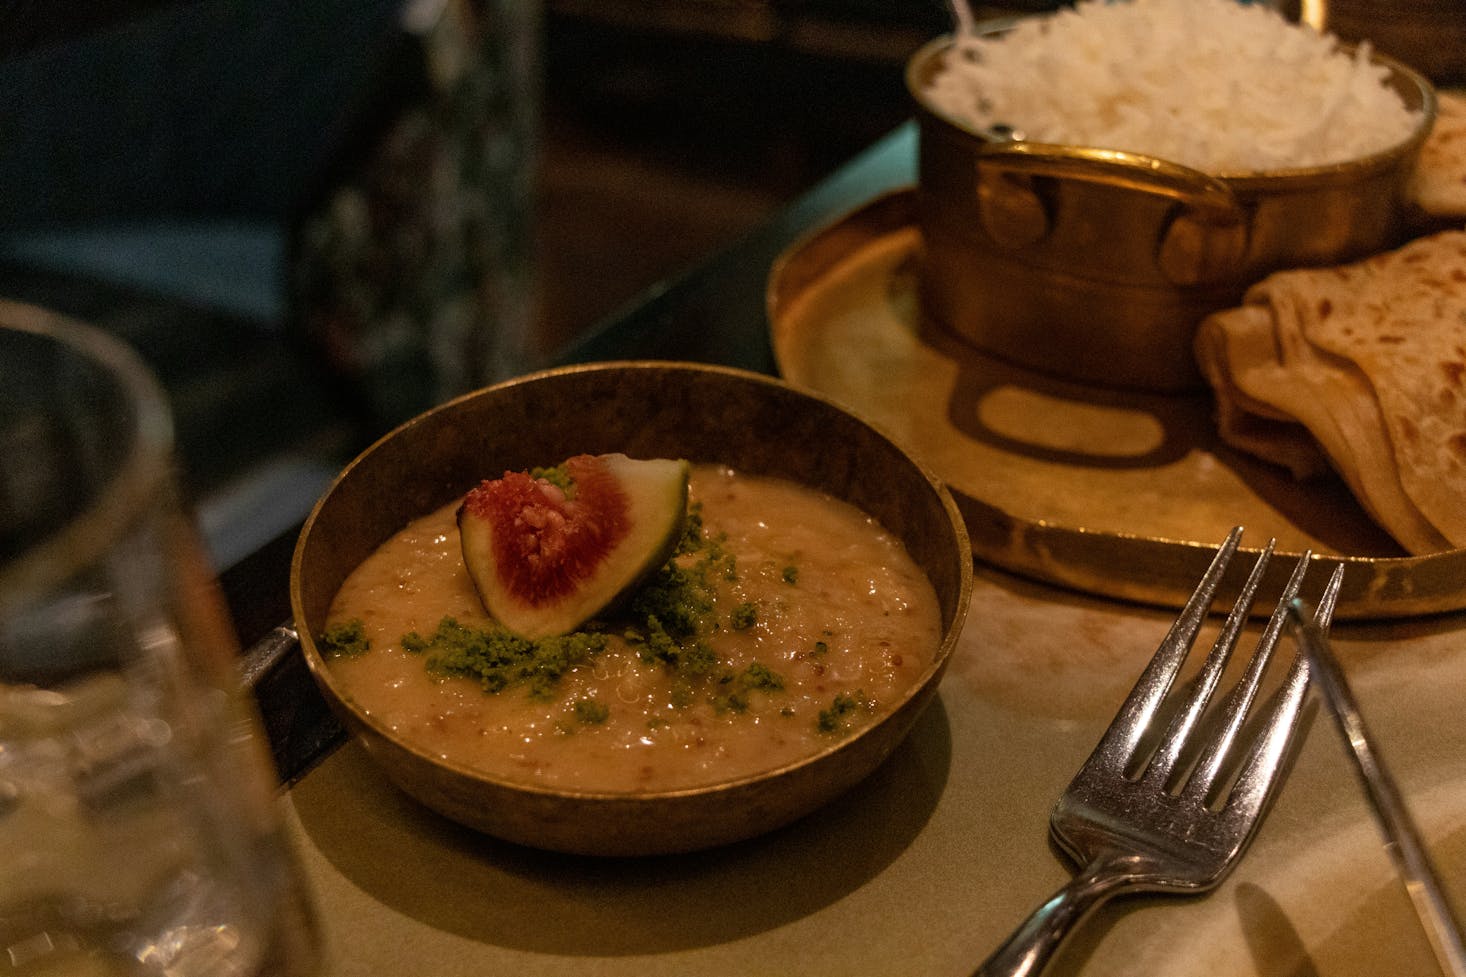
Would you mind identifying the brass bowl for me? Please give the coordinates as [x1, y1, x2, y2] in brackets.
[906, 31, 1437, 392]
[290, 362, 972, 855]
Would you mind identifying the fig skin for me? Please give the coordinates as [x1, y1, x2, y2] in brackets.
[458, 454, 690, 639]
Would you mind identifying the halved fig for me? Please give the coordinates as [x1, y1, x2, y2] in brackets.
[458, 453, 690, 638]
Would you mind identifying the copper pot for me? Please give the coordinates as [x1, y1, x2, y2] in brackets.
[905, 32, 1436, 392]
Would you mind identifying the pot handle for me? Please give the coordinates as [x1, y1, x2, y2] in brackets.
[240, 622, 301, 690]
[239, 621, 347, 785]
[973, 140, 1249, 283]
[976, 140, 1240, 215]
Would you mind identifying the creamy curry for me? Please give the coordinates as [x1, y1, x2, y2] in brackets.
[322, 464, 942, 792]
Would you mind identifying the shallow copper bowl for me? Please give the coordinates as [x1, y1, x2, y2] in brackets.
[906, 30, 1437, 392]
[290, 362, 972, 856]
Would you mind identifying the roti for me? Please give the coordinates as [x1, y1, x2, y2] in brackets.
[1195, 230, 1466, 555]
[1408, 90, 1466, 221]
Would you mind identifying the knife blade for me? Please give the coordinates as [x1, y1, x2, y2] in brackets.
[1288, 586, 1466, 977]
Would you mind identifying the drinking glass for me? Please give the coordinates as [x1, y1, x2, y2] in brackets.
[0, 305, 319, 977]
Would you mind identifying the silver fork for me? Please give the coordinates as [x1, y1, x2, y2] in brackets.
[975, 527, 1343, 977]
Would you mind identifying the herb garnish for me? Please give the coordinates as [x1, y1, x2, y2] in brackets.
[319, 618, 370, 657]
[391, 499, 794, 713]
[572, 698, 610, 724]
[402, 617, 607, 698]
[729, 601, 758, 630]
[817, 690, 872, 734]
[710, 661, 786, 714]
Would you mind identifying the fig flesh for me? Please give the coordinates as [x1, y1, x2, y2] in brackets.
[458, 453, 690, 638]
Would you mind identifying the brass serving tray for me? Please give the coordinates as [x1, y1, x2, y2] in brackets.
[767, 189, 1466, 620]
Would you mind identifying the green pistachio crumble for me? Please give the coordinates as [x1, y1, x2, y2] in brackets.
[677, 500, 706, 555]
[630, 616, 719, 675]
[572, 699, 610, 724]
[729, 602, 758, 630]
[623, 501, 736, 675]
[319, 619, 370, 657]
[711, 661, 786, 714]
[676, 502, 738, 582]
[628, 563, 714, 644]
[817, 690, 871, 734]
[781, 565, 799, 584]
[402, 617, 607, 698]
[391, 499, 794, 713]
[529, 463, 573, 493]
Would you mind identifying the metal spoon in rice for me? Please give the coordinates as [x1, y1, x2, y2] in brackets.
[946, 0, 977, 35]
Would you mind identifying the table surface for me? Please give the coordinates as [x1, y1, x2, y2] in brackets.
[76, 122, 1466, 977]
[285, 578, 1466, 977]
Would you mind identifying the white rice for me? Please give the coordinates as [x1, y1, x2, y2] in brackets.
[923, 0, 1423, 174]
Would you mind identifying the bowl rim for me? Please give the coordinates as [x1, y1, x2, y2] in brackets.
[290, 360, 974, 805]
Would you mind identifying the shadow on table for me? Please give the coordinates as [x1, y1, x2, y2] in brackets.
[290, 695, 951, 954]
[1236, 884, 1319, 977]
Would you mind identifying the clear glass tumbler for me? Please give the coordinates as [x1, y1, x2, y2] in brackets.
[0, 304, 319, 977]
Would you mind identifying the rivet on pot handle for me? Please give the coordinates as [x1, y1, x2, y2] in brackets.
[974, 140, 1249, 281]
[1157, 207, 1249, 287]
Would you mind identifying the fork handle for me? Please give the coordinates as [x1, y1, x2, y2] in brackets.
[972, 852, 1142, 977]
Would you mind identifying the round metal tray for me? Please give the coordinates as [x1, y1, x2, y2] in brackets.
[766, 189, 1466, 620]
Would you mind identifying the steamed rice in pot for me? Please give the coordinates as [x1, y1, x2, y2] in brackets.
[924, 0, 1422, 174]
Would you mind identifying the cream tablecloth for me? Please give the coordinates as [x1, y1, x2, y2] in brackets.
[282, 563, 1466, 976]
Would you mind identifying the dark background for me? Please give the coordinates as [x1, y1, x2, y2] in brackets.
[0, 0, 1017, 357]
[0, 0, 997, 565]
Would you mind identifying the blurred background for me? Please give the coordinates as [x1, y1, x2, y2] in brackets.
[1, 0, 1457, 577]
[533, 0, 954, 349]
[0, 0, 973, 573]
[0, 0, 963, 362]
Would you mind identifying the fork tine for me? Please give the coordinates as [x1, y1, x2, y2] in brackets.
[1219, 563, 1345, 821]
[1084, 527, 1243, 775]
[1315, 562, 1344, 627]
[981, 549, 1336, 977]
[1179, 549, 1312, 801]
[1143, 537, 1277, 787]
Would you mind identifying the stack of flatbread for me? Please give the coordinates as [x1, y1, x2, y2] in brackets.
[1194, 229, 1466, 555]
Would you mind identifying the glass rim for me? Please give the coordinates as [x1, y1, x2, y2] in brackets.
[0, 301, 175, 613]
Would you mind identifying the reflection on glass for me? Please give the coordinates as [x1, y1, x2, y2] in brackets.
[0, 308, 319, 976]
